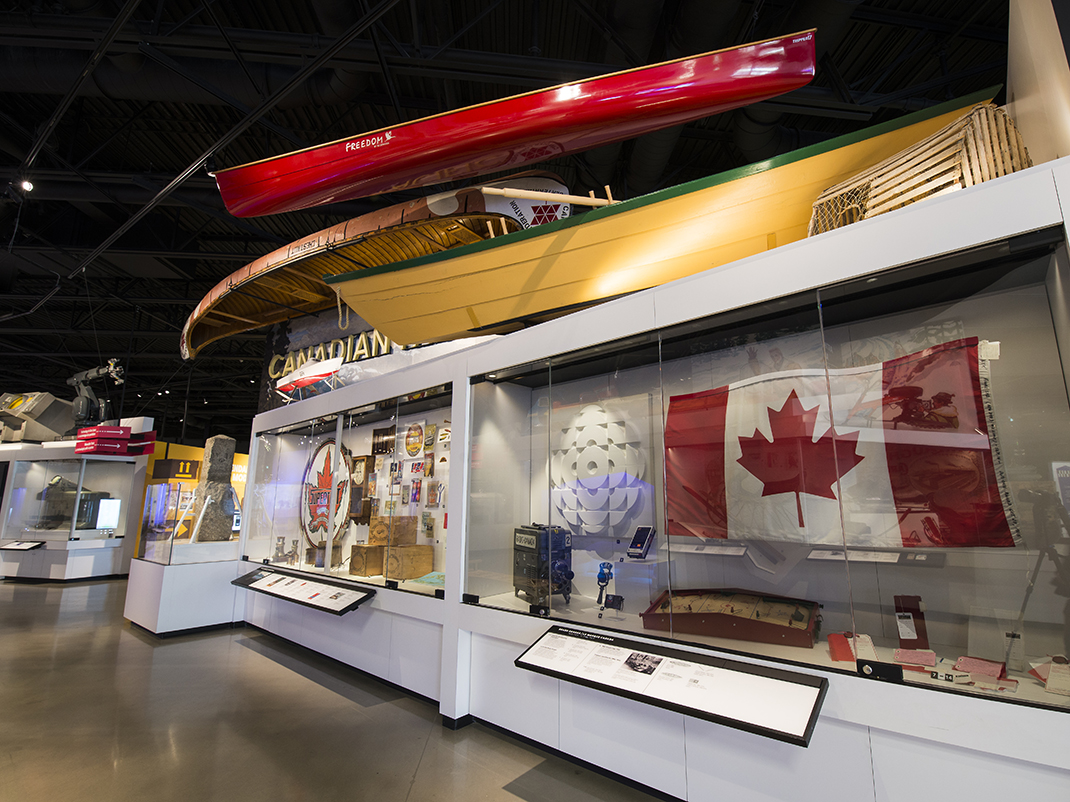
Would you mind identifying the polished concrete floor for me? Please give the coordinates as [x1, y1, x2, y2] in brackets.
[0, 578, 667, 802]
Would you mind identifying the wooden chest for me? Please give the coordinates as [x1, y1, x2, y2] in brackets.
[349, 544, 385, 577]
[385, 544, 434, 580]
[368, 515, 418, 546]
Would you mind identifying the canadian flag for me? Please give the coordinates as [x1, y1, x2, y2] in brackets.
[664, 338, 1019, 548]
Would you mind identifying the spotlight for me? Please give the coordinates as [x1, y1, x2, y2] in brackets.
[19, 180, 32, 193]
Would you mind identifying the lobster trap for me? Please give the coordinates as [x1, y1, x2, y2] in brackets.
[808, 103, 1032, 237]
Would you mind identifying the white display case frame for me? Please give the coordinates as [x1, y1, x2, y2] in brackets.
[125, 456, 246, 636]
[235, 355, 462, 703]
[215, 157, 1070, 799]
[0, 441, 147, 580]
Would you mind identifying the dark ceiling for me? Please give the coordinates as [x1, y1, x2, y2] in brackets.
[0, 0, 1013, 450]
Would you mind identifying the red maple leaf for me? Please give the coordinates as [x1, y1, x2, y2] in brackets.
[315, 462, 333, 490]
[737, 389, 864, 527]
[308, 450, 349, 534]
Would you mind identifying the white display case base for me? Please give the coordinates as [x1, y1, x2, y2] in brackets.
[242, 586, 444, 702]
[124, 557, 244, 635]
[0, 539, 128, 580]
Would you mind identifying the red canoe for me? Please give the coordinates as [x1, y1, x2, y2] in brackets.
[214, 30, 816, 217]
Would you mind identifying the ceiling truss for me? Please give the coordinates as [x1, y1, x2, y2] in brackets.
[0, 0, 1014, 449]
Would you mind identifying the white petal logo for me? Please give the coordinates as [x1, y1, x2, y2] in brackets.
[550, 403, 647, 537]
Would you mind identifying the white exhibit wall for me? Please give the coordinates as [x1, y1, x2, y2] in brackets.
[217, 157, 1070, 800]
[242, 586, 444, 701]
[559, 682, 688, 799]
[124, 558, 244, 634]
[470, 631, 562, 748]
[458, 158, 1070, 799]
[438, 371, 476, 721]
[1007, 0, 1070, 164]
[0, 540, 127, 580]
[464, 612, 1070, 799]
[870, 727, 1070, 802]
[123, 558, 165, 629]
[683, 716, 875, 802]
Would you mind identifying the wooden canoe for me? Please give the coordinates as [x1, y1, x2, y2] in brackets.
[181, 173, 569, 359]
[213, 31, 816, 217]
[324, 89, 999, 347]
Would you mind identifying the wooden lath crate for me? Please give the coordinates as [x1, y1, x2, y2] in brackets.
[808, 104, 1031, 236]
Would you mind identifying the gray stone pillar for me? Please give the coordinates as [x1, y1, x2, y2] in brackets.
[192, 434, 238, 542]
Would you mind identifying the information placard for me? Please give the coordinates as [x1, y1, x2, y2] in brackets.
[807, 548, 945, 567]
[516, 625, 827, 746]
[232, 566, 375, 615]
[0, 541, 45, 551]
[807, 549, 898, 563]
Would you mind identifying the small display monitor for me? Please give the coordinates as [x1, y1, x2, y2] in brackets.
[627, 526, 655, 559]
[95, 498, 122, 530]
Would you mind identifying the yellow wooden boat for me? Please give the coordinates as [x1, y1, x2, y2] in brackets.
[325, 88, 998, 346]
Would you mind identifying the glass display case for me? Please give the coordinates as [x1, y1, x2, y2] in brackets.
[245, 383, 451, 596]
[136, 444, 248, 566]
[466, 231, 1070, 710]
[138, 480, 242, 564]
[3, 457, 134, 541]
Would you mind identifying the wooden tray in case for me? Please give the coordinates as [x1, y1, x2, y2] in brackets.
[640, 588, 820, 649]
